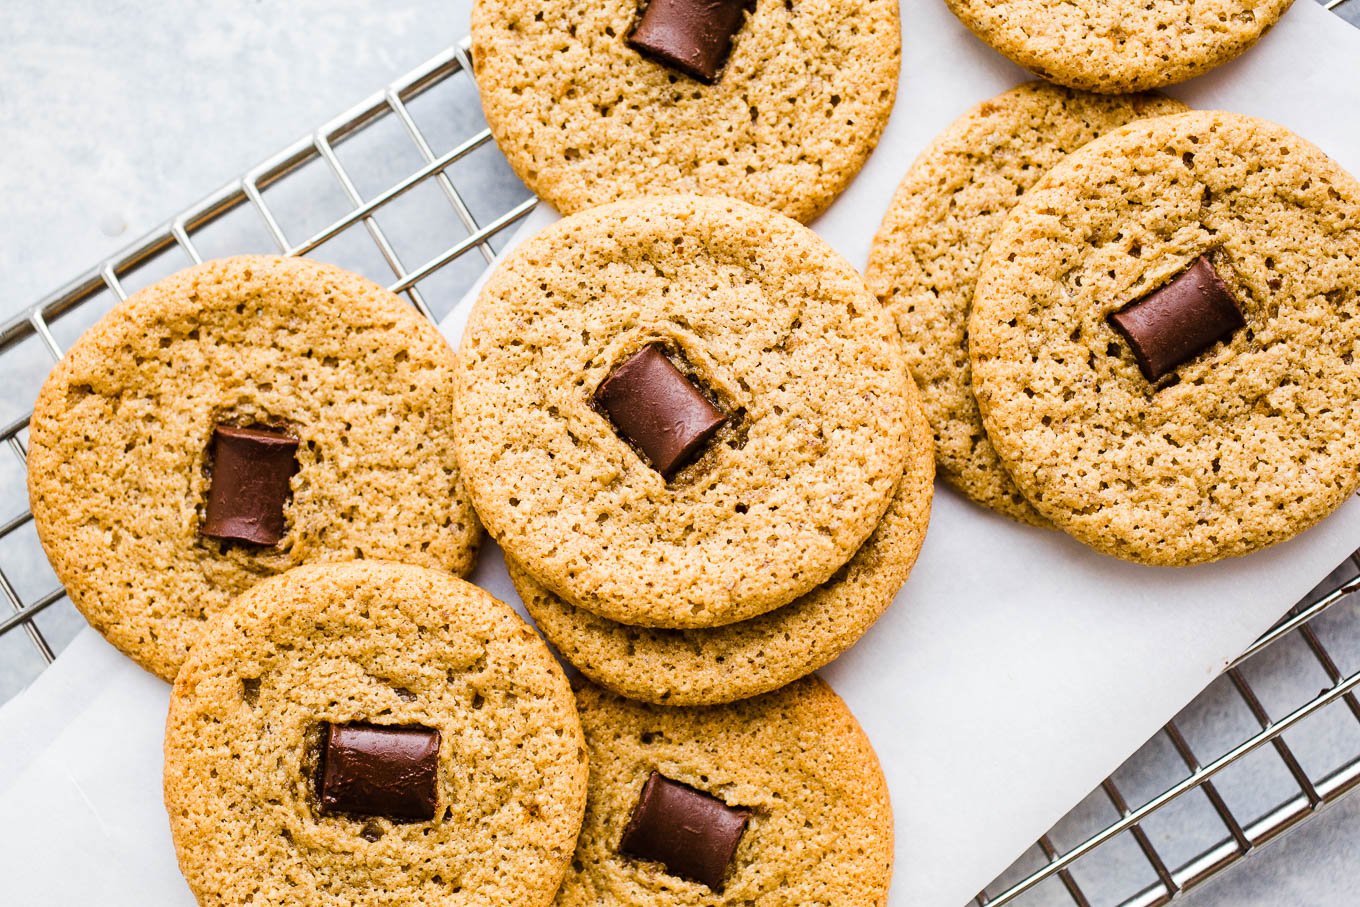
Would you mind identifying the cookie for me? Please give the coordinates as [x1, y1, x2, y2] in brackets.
[866, 83, 1186, 525]
[968, 111, 1360, 565]
[454, 195, 912, 628]
[944, 0, 1293, 94]
[28, 256, 481, 680]
[163, 561, 587, 907]
[556, 678, 893, 904]
[507, 380, 932, 705]
[470, 0, 900, 223]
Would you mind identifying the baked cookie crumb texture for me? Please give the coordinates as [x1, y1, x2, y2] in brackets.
[969, 111, 1360, 565]
[164, 561, 586, 907]
[456, 195, 911, 629]
[557, 678, 893, 905]
[867, 82, 1186, 526]
[471, 0, 900, 222]
[944, 0, 1294, 93]
[26, 255, 481, 680]
[507, 377, 933, 706]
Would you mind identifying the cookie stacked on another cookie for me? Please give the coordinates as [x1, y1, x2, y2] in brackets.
[968, 110, 1360, 565]
[471, 0, 900, 222]
[164, 561, 587, 907]
[875, 94, 1360, 565]
[455, 194, 933, 704]
[868, 83, 1187, 526]
[28, 256, 482, 680]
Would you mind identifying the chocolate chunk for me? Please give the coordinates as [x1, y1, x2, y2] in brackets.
[595, 345, 726, 477]
[618, 772, 750, 891]
[1108, 256, 1245, 382]
[202, 425, 299, 545]
[627, 0, 750, 84]
[317, 722, 441, 823]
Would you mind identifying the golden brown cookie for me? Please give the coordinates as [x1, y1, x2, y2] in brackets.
[507, 380, 932, 705]
[163, 561, 587, 907]
[454, 195, 912, 629]
[866, 83, 1186, 525]
[969, 111, 1360, 565]
[556, 678, 893, 905]
[944, 0, 1293, 94]
[28, 256, 481, 680]
[470, 0, 900, 222]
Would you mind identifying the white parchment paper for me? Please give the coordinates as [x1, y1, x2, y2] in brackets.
[3, 2, 1360, 904]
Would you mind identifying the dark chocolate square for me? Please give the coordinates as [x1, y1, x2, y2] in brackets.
[202, 424, 299, 545]
[595, 345, 726, 477]
[627, 0, 751, 84]
[618, 771, 750, 891]
[1108, 255, 1245, 382]
[317, 722, 441, 823]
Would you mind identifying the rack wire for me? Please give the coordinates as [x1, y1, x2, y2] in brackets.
[1, 3, 1358, 903]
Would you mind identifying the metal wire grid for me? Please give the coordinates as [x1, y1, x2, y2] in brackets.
[0, 3, 1356, 903]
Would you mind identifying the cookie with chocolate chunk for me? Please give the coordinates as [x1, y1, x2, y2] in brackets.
[944, 0, 1292, 93]
[454, 195, 913, 629]
[969, 111, 1360, 565]
[866, 83, 1186, 525]
[556, 678, 893, 904]
[163, 561, 587, 907]
[470, 0, 900, 222]
[507, 375, 933, 706]
[28, 255, 481, 680]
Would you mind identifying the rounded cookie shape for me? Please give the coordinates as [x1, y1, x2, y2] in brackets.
[969, 111, 1360, 565]
[866, 82, 1185, 525]
[557, 678, 893, 905]
[944, 0, 1292, 93]
[470, 0, 899, 223]
[163, 561, 587, 907]
[455, 195, 912, 628]
[508, 381, 932, 705]
[28, 256, 481, 680]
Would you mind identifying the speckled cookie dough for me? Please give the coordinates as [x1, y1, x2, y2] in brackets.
[27, 256, 481, 680]
[507, 380, 932, 706]
[163, 561, 587, 907]
[969, 111, 1360, 565]
[455, 195, 912, 629]
[470, 0, 900, 223]
[555, 678, 893, 905]
[944, 0, 1293, 93]
[866, 82, 1186, 525]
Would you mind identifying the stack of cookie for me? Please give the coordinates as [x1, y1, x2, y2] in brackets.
[869, 86, 1360, 565]
[453, 194, 925, 902]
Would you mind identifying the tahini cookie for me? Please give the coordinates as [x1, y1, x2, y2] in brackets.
[969, 111, 1360, 565]
[555, 678, 893, 904]
[944, 0, 1293, 94]
[470, 0, 900, 222]
[506, 380, 932, 706]
[454, 195, 912, 628]
[28, 256, 480, 680]
[866, 82, 1186, 525]
[163, 561, 587, 907]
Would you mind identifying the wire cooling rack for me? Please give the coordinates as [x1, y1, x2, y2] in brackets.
[2, 3, 1359, 904]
